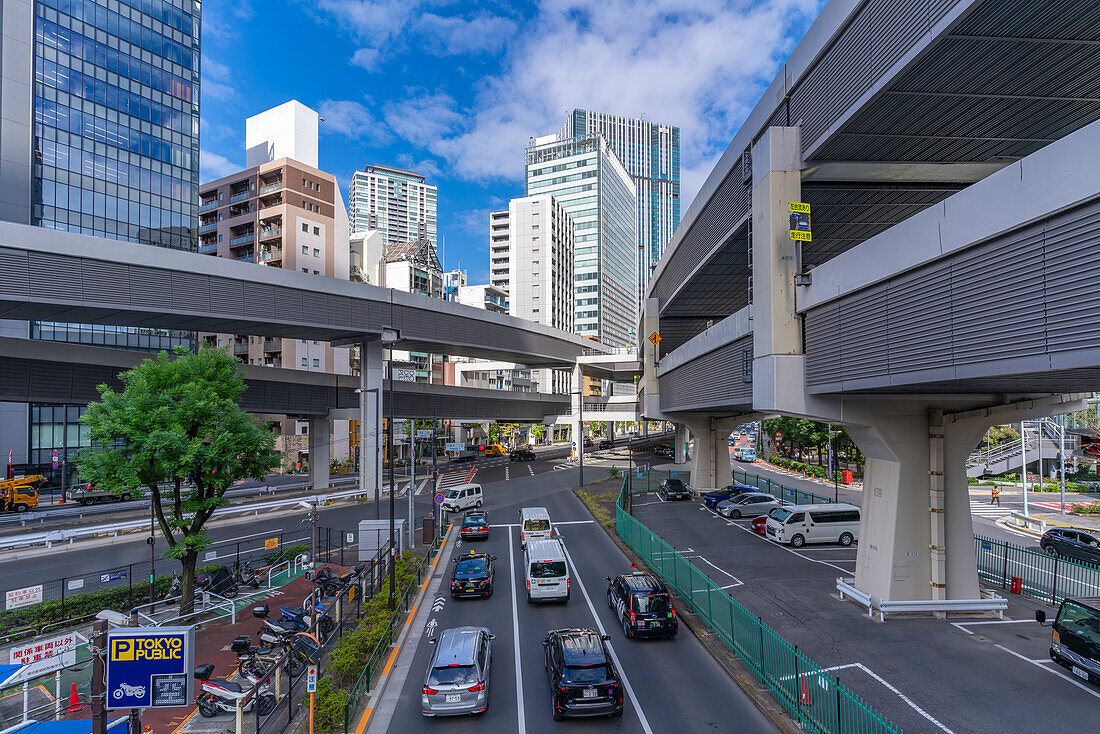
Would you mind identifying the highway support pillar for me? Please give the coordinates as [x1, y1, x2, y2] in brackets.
[359, 339, 384, 504]
[673, 423, 689, 464]
[682, 417, 738, 491]
[309, 417, 330, 492]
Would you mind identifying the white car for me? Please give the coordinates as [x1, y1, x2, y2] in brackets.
[716, 493, 785, 519]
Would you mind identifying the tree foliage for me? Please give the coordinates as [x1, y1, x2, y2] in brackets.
[77, 347, 280, 612]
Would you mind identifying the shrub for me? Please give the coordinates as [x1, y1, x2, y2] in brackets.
[607, 467, 621, 479]
[312, 677, 349, 731]
[0, 577, 175, 636]
[1072, 503, 1100, 515]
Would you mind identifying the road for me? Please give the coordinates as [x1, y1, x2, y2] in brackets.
[377, 450, 775, 733]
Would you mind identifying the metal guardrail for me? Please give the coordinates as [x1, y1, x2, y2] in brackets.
[876, 597, 1006, 621]
[975, 534, 1100, 605]
[836, 578, 873, 617]
[0, 480, 363, 551]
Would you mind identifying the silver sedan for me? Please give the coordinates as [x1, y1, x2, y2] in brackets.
[716, 493, 786, 519]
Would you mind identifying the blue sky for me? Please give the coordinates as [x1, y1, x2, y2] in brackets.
[199, 0, 824, 283]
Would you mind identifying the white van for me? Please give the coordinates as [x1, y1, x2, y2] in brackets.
[524, 538, 569, 603]
[440, 483, 483, 513]
[519, 507, 552, 548]
[765, 503, 860, 547]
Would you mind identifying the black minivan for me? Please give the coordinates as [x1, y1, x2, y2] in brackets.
[1037, 597, 1100, 685]
[605, 572, 677, 639]
[1039, 528, 1100, 566]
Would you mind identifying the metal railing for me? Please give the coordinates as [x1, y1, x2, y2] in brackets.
[230, 190, 251, 203]
[198, 222, 217, 234]
[199, 200, 218, 212]
[259, 227, 282, 239]
[258, 181, 282, 195]
[975, 534, 1100, 605]
[615, 479, 901, 733]
[230, 233, 255, 246]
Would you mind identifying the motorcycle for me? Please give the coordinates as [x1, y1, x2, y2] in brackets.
[193, 663, 276, 718]
[254, 596, 334, 645]
[165, 565, 240, 603]
[234, 559, 264, 590]
[312, 562, 367, 597]
[232, 635, 302, 678]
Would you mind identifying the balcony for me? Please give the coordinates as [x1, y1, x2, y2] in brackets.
[233, 343, 248, 355]
[198, 222, 217, 234]
[199, 200, 218, 213]
[258, 181, 282, 195]
[259, 247, 282, 262]
[229, 190, 251, 204]
[198, 243, 218, 254]
[229, 233, 254, 247]
[259, 227, 282, 240]
[236, 255, 255, 263]
[263, 338, 282, 352]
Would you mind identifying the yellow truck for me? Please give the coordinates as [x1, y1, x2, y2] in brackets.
[482, 444, 506, 457]
[1, 475, 46, 513]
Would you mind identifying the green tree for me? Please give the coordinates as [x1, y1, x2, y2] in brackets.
[77, 347, 280, 613]
[530, 424, 546, 443]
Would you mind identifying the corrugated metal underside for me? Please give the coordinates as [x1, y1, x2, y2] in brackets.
[659, 335, 753, 414]
[651, 0, 1100, 353]
[804, 198, 1100, 394]
[0, 357, 569, 420]
[0, 247, 580, 365]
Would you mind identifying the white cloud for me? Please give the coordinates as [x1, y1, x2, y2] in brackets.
[433, 0, 823, 203]
[394, 153, 444, 181]
[200, 151, 242, 182]
[200, 53, 236, 101]
[316, 99, 391, 145]
[417, 13, 518, 55]
[350, 47, 381, 70]
[383, 90, 463, 148]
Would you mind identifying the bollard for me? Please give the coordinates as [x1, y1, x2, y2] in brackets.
[235, 698, 244, 734]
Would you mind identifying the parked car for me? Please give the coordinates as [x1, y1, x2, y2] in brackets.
[750, 515, 768, 535]
[422, 626, 494, 716]
[510, 447, 536, 462]
[450, 551, 495, 599]
[701, 484, 756, 511]
[584, 438, 594, 448]
[653, 445, 673, 459]
[542, 628, 623, 720]
[765, 504, 860, 547]
[460, 511, 489, 541]
[598, 439, 613, 450]
[658, 479, 692, 501]
[1040, 528, 1100, 565]
[716, 492, 784, 519]
[606, 571, 677, 639]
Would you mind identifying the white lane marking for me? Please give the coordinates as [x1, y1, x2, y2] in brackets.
[950, 619, 1034, 635]
[994, 644, 1100, 701]
[558, 541, 654, 734]
[655, 491, 666, 503]
[781, 662, 955, 733]
[694, 556, 744, 587]
[527, 466, 534, 475]
[507, 526, 527, 734]
[505, 467, 511, 481]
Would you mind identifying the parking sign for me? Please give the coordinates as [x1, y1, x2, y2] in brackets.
[106, 627, 194, 709]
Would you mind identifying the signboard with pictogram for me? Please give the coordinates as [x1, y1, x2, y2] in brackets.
[789, 201, 811, 241]
[648, 332, 661, 346]
[106, 627, 194, 709]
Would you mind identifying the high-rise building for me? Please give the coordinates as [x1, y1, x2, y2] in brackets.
[348, 164, 437, 249]
[559, 109, 680, 302]
[383, 237, 445, 384]
[525, 134, 637, 347]
[489, 209, 510, 290]
[498, 195, 575, 394]
[197, 101, 351, 467]
[0, 0, 202, 476]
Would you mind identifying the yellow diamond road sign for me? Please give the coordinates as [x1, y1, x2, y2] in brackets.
[648, 332, 661, 346]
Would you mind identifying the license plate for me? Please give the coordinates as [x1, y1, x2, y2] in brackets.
[582, 688, 597, 699]
[1072, 665, 1090, 681]
[445, 694, 461, 703]
[649, 621, 661, 628]
[466, 583, 475, 589]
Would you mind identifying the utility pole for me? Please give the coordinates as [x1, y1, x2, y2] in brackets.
[432, 407, 439, 541]
[387, 361, 396, 610]
[91, 619, 107, 734]
[1021, 421, 1030, 517]
[408, 419, 415, 549]
[149, 495, 156, 604]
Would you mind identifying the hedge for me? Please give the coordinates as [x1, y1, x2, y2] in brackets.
[0, 577, 175, 635]
[766, 455, 845, 482]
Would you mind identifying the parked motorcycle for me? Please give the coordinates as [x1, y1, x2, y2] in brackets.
[232, 635, 302, 678]
[234, 559, 264, 590]
[193, 663, 275, 718]
[312, 562, 367, 597]
[166, 565, 241, 603]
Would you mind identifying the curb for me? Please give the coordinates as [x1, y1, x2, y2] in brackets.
[573, 489, 802, 734]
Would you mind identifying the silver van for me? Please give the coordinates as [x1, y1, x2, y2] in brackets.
[441, 483, 483, 513]
[422, 626, 494, 716]
[525, 538, 569, 603]
[520, 507, 552, 548]
[765, 503, 860, 547]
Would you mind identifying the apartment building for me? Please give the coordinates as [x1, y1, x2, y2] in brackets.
[349, 164, 438, 249]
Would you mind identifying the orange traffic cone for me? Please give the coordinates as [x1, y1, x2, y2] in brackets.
[66, 682, 81, 712]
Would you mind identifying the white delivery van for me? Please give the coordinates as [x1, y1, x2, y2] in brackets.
[440, 483, 483, 513]
[519, 507, 552, 548]
[524, 538, 569, 603]
[764, 503, 860, 547]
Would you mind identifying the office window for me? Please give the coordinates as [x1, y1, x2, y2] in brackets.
[301, 358, 307, 366]
[313, 226, 320, 235]
[302, 245, 308, 254]
[302, 223, 308, 232]
[302, 268, 308, 273]
[313, 359, 320, 367]
[313, 248, 320, 257]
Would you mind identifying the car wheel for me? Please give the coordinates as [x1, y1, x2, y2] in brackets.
[839, 532, 854, 547]
[790, 534, 806, 548]
[475, 500, 482, 509]
[81, 498, 93, 507]
[14, 504, 29, 513]
[257, 694, 277, 717]
[612, 706, 624, 718]
[1044, 544, 1058, 556]
[552, 706, 564, 721]
[622, 616, 632, 639]
[730, 510, 742, 519]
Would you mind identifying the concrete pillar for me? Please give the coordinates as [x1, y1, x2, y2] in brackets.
[571, 365, 584, 459]
[683, 418, 737, 490]
[359, 339, 383, 503]
[308, 416, 330, 491]
[751, 126, 806, 415]
[607, 421, 615, 444]
[845, 405, 984, 605]
[673, 423, 689, 464]
[641, 297, 662, 420]
[455, 425, 467, 443]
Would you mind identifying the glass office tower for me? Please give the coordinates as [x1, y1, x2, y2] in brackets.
[0, 0, 201, 476]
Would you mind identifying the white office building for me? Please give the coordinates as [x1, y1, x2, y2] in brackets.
[349, 164, 438, 249]
[489, 209, 510, 290]
[525, 135, 637, 347]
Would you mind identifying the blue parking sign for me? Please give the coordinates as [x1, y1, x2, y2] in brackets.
[106, 627, 194, 709]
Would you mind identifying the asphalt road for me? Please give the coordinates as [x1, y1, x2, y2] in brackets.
[379, 453, 776, 733]
[633, 489, 1100, 734]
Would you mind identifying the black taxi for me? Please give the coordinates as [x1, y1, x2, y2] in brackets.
[606, 570, 677, 639]
[450, 550, 495, 599]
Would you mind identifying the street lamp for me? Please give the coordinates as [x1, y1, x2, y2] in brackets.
[381, 328, 401, 611]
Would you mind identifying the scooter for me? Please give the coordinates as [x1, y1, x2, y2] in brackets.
[235, 559, 264, 590]
[193, 663, 276, 718]
[312, 562, 367, 597]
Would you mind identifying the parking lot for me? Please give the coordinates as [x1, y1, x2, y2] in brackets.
[633, 488, 1100, 734]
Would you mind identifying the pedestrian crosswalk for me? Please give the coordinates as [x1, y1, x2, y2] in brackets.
[970, 500, 1013, 519]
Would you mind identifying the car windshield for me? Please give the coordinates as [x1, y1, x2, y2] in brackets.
[444, 489, 461, 499]
[632, 593, 670, 613]
[1057, 600, 1100, 646]
[524, 519, 550, 531]
[454, 559, 488, 578]
[427, 664, 479, 687]
[463, 516, 487, 528]
[665, 480, 685, 489]
[529, 561, 566, 578]
[562, 665, 609, 685]
[771, 508, 793, 523]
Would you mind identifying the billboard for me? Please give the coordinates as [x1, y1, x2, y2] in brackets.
[106, 627, 194, 709]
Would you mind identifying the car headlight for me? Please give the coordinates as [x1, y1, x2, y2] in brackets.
[1052, 629, 1061, 653]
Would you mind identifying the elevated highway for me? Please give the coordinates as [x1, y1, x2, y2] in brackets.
[642, 0, 1100, 613]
